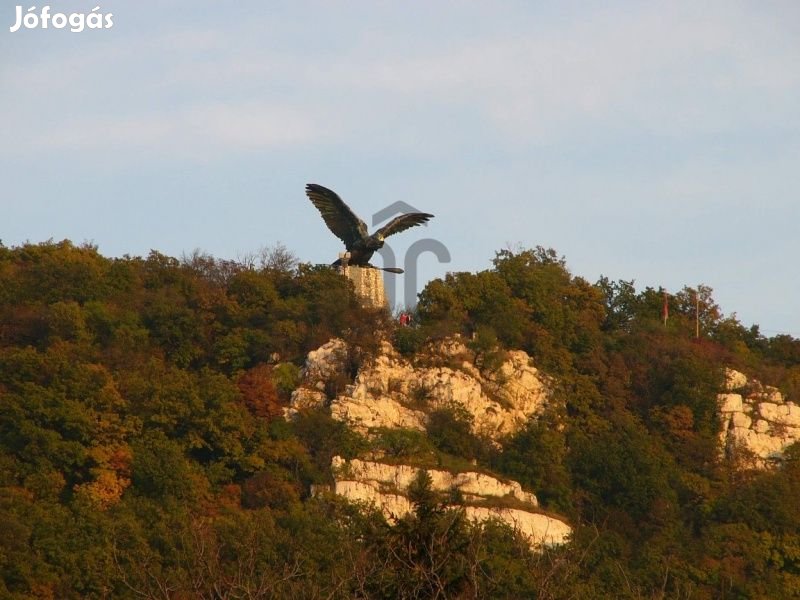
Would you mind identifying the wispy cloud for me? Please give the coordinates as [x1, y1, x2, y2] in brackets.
[13, 102, 326, 160]
[3, 2, 798, 162]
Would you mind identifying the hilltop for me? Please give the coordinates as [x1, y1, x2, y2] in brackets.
[1, 240, 799, 598]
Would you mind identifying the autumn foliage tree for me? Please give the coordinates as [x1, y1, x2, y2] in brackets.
[1, 239, 799, 598]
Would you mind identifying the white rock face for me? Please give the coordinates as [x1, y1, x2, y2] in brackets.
[723, 368, 748, 391]
[289, 337, 569, 551]
[464, 507, 573, 548]
[718, 393, 743, 414]
[289, 337, 552, 441]
[731, 412, 751, 429]
[287, 388, 327, 412]
[331, 393, 425, 431]
[719, 369, 800, 464]
[333, 457, 538, 505]
[285, 338, 348, 418]
[330, 457, 570, 548]
[303, 338, 348, 387]
[334, 480, 412, 518]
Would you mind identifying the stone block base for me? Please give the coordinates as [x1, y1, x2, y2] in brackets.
[342, 266, 388, 310]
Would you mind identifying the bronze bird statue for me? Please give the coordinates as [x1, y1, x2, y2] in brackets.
[305, 183, 433, 274]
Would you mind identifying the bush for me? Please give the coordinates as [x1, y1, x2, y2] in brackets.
[426, 407, 483, 461]
[291, 411, 368, 479]
[374, 428, 435, 460]
[393, 324, 426, 356]
[468, 325, 506, 374]
[273, 362, 302, 398]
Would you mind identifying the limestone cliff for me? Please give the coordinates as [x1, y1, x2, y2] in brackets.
[330, 457, 572, 548]
[288, 338, 799, 466]
[287, 337, 552, 441]
[719, 368, 800, 465]
[285, 335, 797, 553]
[286, 336, 569, 549]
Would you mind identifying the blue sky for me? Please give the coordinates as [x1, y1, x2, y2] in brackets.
[2, 1, 799, 334]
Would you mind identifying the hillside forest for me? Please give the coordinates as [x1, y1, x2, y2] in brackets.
[1, 239, 800, 599]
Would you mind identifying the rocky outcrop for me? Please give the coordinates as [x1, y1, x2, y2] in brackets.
[284, 339, 346, 418]
[303, 338, 348, 385]
[287, 336, 567, 549]
[288, 337, 552, 441]
[331, 457, 571, 548]
[333, 457, 538, 505]
[719, 368, 800, 465]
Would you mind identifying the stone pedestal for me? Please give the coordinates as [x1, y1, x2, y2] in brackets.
[342, 266, 388, 310]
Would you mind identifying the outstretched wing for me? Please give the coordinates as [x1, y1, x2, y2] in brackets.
[375, 212, 434, 239]
[305, 184, 368, 249]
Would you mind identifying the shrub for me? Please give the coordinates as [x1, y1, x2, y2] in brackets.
[426, 406, 483, 461]
[394, 325, 426, 357]
[272, 362, 301, 398]
[374, 428, 435, 460]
